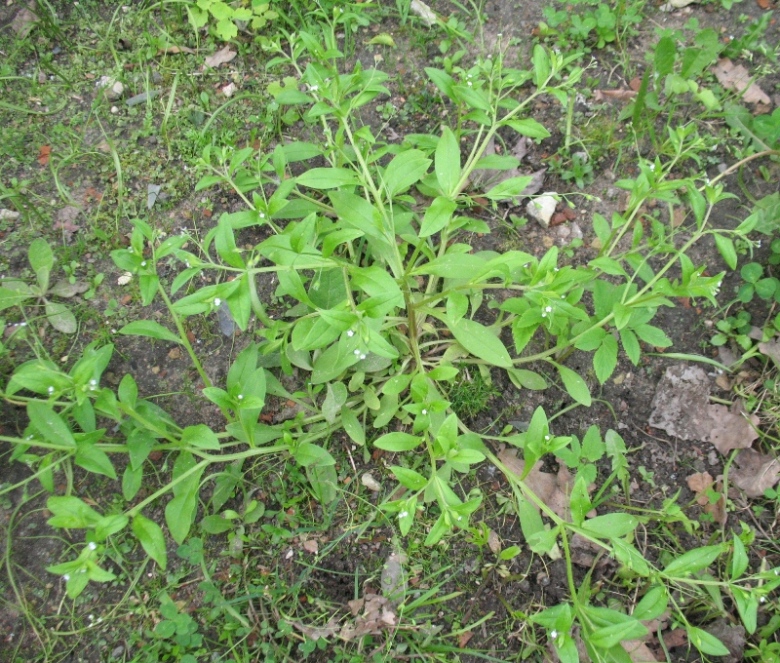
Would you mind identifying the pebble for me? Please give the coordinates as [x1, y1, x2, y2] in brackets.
[526, 192, 558, 228]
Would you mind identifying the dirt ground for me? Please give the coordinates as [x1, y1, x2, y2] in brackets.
[1, 0, 780, 661]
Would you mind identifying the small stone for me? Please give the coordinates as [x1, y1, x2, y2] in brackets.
[105, 81, 124, 101]
[0, 209, 20, 221]
[526, 192, 559, 228]
[111, 105, 119, 114]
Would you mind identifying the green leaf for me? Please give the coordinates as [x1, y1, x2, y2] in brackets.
[503, 117, 552, 140]
[181, 424, 220, 450]
[132, 514, 168, 570]
[47, 495, 102, 529]
[611, 538, 651, 576]
[296, 167, 358, 189]
[686, 626, 730, 657]
[75, 440, 116, 479]
[714, 234, 738, 270]
[663, 544, 723, 576]
[619, 328, 641, 365]
[633, 585, 669, 621]
[119, 320, 183, 345]
[581, 513, 638, 538]
[390, 466, 428, 491]
[322, 382, 348, 424]
[435, 127, 461, 196]
[123, 465, 143, 501]
[341, 407, 365, 446]
[45, 300, 77, 334]
[295, 442, 336, 468]
[634, 324, 672, 347]
[507, 368, 547, 390]
[447, 317, 512, 368]
[374, 432, 422, 452]
[28, 402, 76, 448]
[588, 618, 647, 649]
[532, 44, 551, 87]
[732, 586, 758, 634]
[731, 534, 749, 580]
[420, 196, 457, 238]
[483, 176, 534, 201]
[29, 238, 53, 293]
[654, 35, 676, 77]
[383, 149, 431, 197]
[553, 363, 591, 406]
[594, 334, 618, 384]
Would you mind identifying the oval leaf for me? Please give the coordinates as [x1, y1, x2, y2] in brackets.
[132, 514, 168, 570]
[448, 317, 512, 368]
[119, 320, 183, 345]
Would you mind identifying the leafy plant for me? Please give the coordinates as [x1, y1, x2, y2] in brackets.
[0, 238, 88, 334]
[187, 0, 278, 41]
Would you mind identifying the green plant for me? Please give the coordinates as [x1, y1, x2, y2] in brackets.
[0, 238, 90, 334]
[5, 15, 780, 661]
[538, 0, 644, 51]
[187, 0, 278, 41]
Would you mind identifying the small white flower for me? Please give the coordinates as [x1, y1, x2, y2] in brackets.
[550, 630, 558, 639]
[47, 386, 54, 395]
[467, 81, 472, 87]
[347, 330, 354, 337]
[88, 542, 97, 551]
[760, 596, 767, 603]
[354, 349, 361, 356]
[140, 261, 147, 267]
[214, 297, 221, 307]
[359, 354, 366, 360]
[545, 435, 551, 441]
[649, 163, 656, 171]
[398, 511, 408, 519]
[421, 409, 428, 415]
[541, 312, 547, 318]
[309, 84, 319, 92]
[63, 574, 70, 581]
[545, 306, 552, 312]
[237, 394, 244, 400]
[259, 213, 265, 219]
[89, 379, 97, 386]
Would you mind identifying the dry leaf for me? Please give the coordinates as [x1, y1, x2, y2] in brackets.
[756, 0, 771, 9]
[204, 46, 237, 68]
[624, 639, 663, 663]
[648, 366, 759, 455]
[686, 472, 727, 525]
[498, 449, 593, 520]
[711, 58, 771, 105]
[593, 89, 637, 102]
[361, 473, 381, 492]
[11, 7, 38, 37]
[54, 205, 81, 238]
[708, 402, 759, 454]
[731, 449, 780, 497]
[302, 538, 319, 555]
[410, 0, 437, 26]
[487, 529, 501, 554]
[221, 82, 237, 98]
[117, 272, 133, 285]
[158, 45, 196, 55]
[758, 338, 780, 367]
[660, 0, 699, 9]
[290, 618, 340, 641]
[339, 595, 397, 641]
[38, 145, 51, 166]
[663, 628, 688, 648]
[458, 630, 474, 648]
[380, 550, 407, 604]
